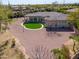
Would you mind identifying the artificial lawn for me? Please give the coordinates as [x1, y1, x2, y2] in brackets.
[23, 23, 42, 29]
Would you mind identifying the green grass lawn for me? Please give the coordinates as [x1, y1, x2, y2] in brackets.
[23, 23, 42, 29]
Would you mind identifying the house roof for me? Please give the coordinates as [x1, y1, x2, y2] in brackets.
[25, 12, 68, 20]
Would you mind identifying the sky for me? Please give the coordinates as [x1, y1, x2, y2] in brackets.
[1, 0, 79, 5]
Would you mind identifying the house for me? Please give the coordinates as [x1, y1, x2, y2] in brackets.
[24, 12, 73, 31]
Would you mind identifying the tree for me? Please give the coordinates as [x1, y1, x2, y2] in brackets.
[69, 35, 79, 54]
[0, 3, 12, 32]
[52, 45, 70, 59]
[68, 8, 79, 27]
[18, 5, 24, 17]
[68, 8, 79, 35]
[30, 46, 53, 59]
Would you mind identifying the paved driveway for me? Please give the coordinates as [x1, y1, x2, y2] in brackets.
[9, 18, 74, 59]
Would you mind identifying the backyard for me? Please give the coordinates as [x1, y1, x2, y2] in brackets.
[9, 18, 74, 59]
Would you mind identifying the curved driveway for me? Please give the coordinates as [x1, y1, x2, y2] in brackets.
[9, 18, 73, 58]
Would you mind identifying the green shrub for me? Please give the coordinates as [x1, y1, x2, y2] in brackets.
[51, 45, 70, 59]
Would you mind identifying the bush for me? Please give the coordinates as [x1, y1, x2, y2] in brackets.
[51, 45, 70, 59]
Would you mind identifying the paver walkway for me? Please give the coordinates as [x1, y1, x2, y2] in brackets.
[9, 18, 74, 59]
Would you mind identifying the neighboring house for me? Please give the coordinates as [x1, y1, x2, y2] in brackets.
[25, 12, 73, 31]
